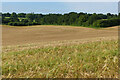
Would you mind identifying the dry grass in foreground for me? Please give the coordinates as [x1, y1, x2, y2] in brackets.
[2, 39, 118, 78]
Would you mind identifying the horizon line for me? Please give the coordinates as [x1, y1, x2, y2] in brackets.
[1, 12, 118, 15]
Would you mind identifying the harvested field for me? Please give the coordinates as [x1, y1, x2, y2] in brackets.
[2, 25, 118, 46]
[2, 39, 118, 78]
[2, 25, 119, 78]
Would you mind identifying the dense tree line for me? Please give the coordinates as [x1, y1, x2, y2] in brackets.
[1, 12, 120, 27]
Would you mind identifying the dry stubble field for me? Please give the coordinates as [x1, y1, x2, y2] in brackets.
[2, 25, 118, 46]
[2, 25, 119, 78]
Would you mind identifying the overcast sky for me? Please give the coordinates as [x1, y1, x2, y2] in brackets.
[1, 0, 120, 2]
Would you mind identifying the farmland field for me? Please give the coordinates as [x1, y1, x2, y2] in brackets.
[2, 25, 118, 46]
[2, 25, 118, 78]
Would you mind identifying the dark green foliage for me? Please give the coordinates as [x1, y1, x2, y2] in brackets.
[26, 13, 35, 22]
[98, 14, 107, 19]
[1, 12, 119, 27]
[68, 12, 78, 25]
[10, 12, 19, 22]
[9, 17, 19, 22]
[119, 13, 120, 18]
[2, 18, 11, 24]
[21, 19, 29, 23]
[93, 18, 120, 27]
[18, 13, 26, 18]
[2, 12, 11, 17]
[76, 14, 88, 26]
[8, 21, 40, 26]
[87, 13, 102, 26]
[10, 12, 18, 18]
[8, 22, 26, 26]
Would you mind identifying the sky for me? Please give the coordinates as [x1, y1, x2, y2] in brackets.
[119, 1, 120, 13]
[2, 2, 119, 14]
[1, 0, 120, 2]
